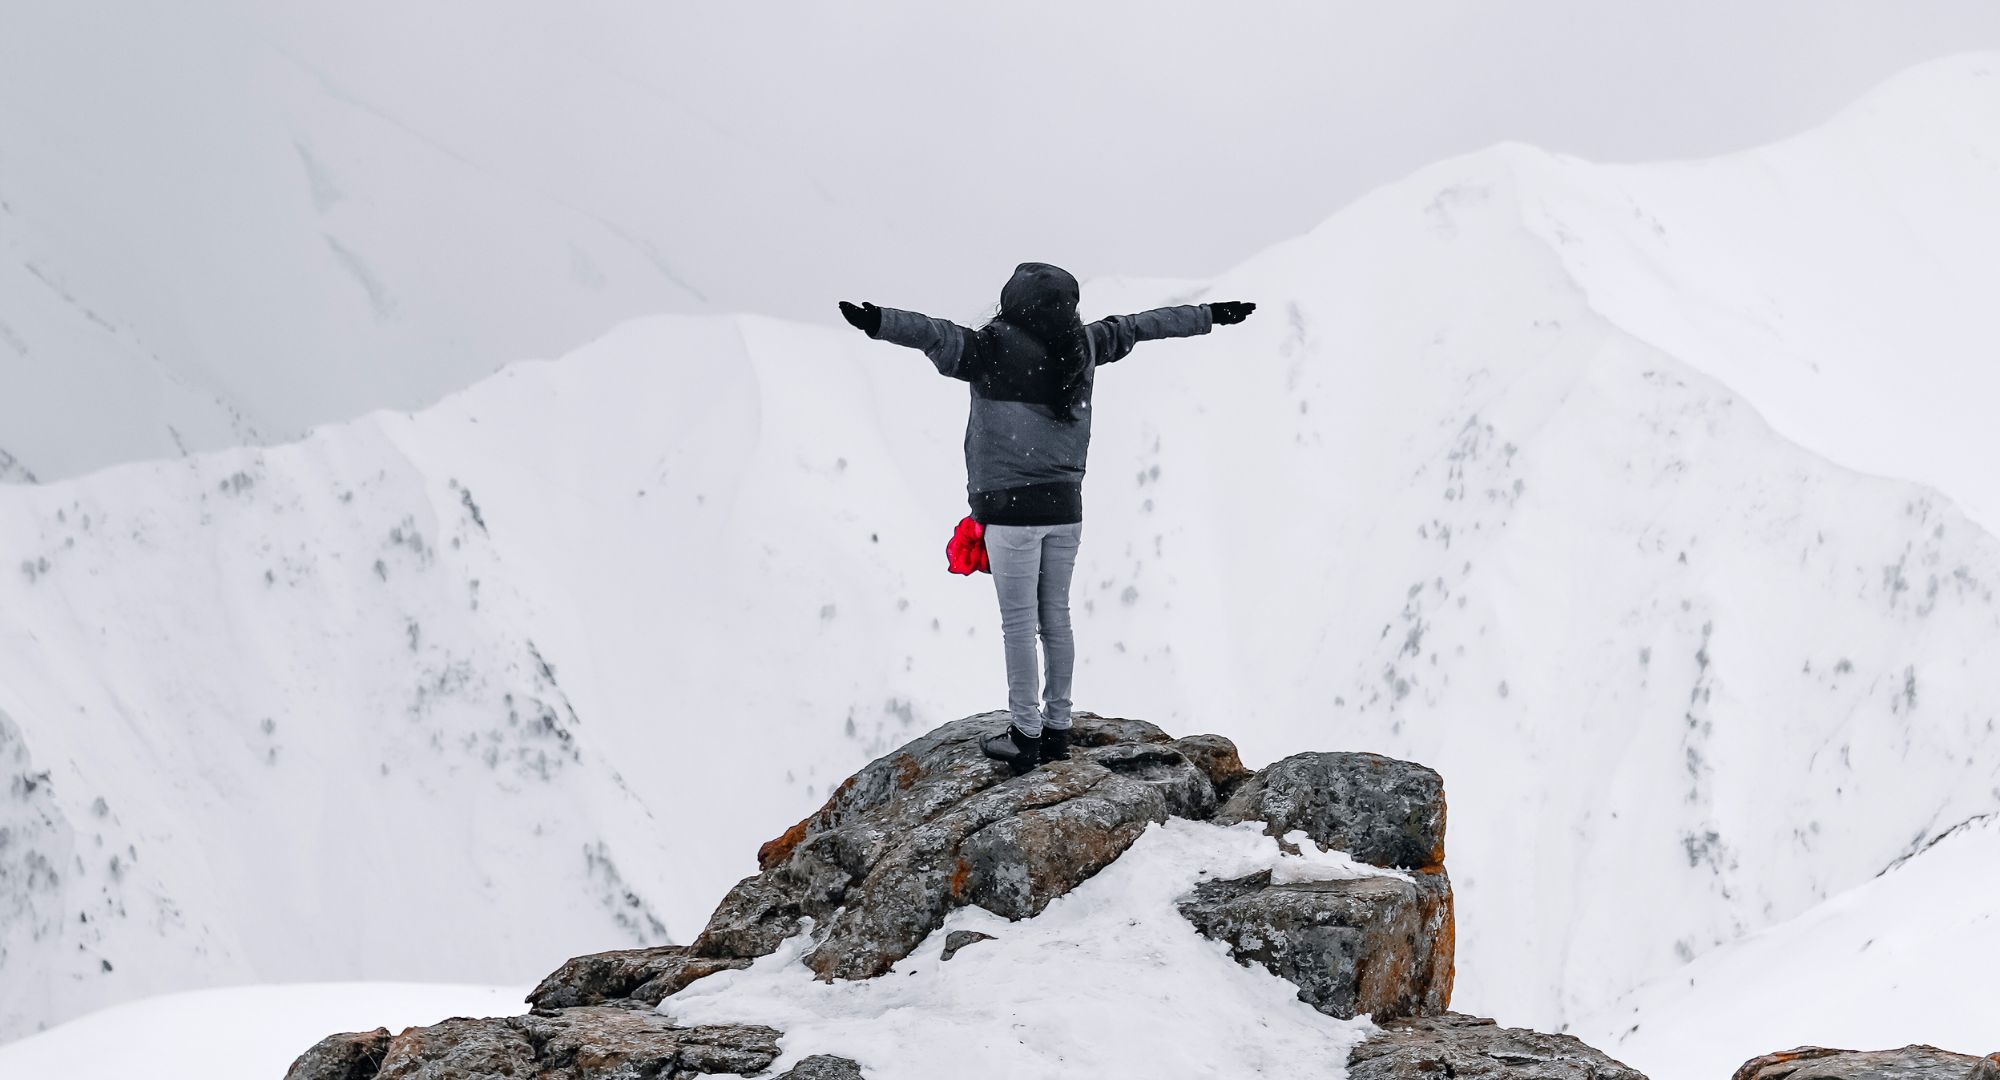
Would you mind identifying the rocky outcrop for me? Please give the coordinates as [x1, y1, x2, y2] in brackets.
[1182, 749, 1455, 1020]
[286, 1011, 874, 1080]
[777, 1057, 869, 1080]
[284, 1006, 784, 1080]
[523, 711, 1238, 1013]
[693, 712, 1221, 980]
[1735, 1047, 2000, 1080]
[288, 710, 1652, 1080]
[1168, 732, 1256, 801]
[1178, 865, 1453, 1020]
[1348, 1013, 1646, 1080]
[527, 945, 752, 1009]
[938, 929, 995, 961]
[1215, 751, 1447, 870]
[286, 1028, 391, 1080]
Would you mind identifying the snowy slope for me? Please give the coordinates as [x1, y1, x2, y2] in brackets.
[1512, 54, 2000, 531]
[0, 312, 1014, 1039]
[0, 421, 688, 1036]
[1572, 814, 2000, 1080]
[0, 982, 525, 1080]
[3, 54, 1999, 1046]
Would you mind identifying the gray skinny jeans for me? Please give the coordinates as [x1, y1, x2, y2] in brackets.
[983, 521, 1082, 736]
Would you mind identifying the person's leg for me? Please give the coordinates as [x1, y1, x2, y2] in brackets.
[1036, 521, 1082, 733]
[984, 523, 1047, 737]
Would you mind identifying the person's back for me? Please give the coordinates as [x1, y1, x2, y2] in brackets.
[841, 263, 1255, 772]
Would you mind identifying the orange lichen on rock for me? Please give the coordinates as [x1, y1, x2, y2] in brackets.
[1429, 871, 1457, 1009]
[1733, 1047, 1853, 1080]
[1426, 789, 1448, 869]
[757, 776, 861, 869]
[756, 817, 813, 870]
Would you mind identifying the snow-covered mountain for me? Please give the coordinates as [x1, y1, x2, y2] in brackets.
[1573, 811, 2000, 1079]
[2, 51, 1997, 1070]
[0, 1, 707, 484]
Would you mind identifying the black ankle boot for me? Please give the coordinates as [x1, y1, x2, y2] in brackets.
[981, 723, 1043, 776]
[1041, 725, 1072, 762]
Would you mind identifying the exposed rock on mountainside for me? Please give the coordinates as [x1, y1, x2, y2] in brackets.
[773, 1057, 869, 1080]
[285, 1027, 392, 1080]
[1350, 1014, 1647, 1080]
[528, 946, 753, 1010]
[1178, 865, 1454, 1020]
[525, 712, 1245, 1016]
[1186, 749, 1456, 1020]
[692, 712, 1224, 980]
[288, 712, 1634, 1080]
[1734, 1046, 2000, 1080]
[293, 1007, 785, 1080]
[1214, 751, 1447, 870]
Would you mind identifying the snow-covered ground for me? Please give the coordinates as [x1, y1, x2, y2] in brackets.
[0, 981, 525, 1080]
[666, 820, 1392, 1080]
[1573, 813, 2000, 1080]
[1, 50, 1996, 1068]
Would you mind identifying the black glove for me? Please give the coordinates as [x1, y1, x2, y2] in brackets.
[1209, 301, 1256, 326]
[839, 300, 882, 336]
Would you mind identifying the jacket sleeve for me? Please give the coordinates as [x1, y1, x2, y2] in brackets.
[1086, 304, 1214, 366]
[872, 306, 984, 381]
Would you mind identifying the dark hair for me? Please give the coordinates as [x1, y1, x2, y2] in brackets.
[985, 303, 1091, 423]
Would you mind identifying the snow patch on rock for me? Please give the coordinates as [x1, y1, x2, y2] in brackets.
[664, 819, 1392, 1080]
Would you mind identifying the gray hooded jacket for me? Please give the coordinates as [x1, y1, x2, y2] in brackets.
[870, 262, 1213, 525]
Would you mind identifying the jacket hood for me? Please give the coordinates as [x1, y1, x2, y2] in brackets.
[993, 262, 1090, 423]
[999, 262, 1080, 321]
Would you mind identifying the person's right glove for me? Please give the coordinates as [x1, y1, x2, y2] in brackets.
[1208, 301, 1257, 326]
[839, 300, 882, 336]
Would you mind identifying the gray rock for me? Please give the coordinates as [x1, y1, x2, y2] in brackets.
[939, 930, 995, 961]
[693, 712, 1216, 981]
[526, 944, 752, 1008]
[1734, 1046, 1999, 1080]
[1178, 866, 1453, 1020]
[1168, 732, 1256, 801]
[369, 1006, 782, 1079]
[374, 1015, 536, 1080]
[284, 1027, 390, 1080]
[1216, 751, 1447, 870]
[1350, 1013, 1646, 1080]
[778, 1055, 870, 1079]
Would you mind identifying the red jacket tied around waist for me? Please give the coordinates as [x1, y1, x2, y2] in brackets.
[947, 515, 990, 575]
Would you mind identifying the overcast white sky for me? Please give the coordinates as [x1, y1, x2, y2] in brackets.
[5, 0, 2000, 479]
[235, 0, 2000, 322]
[22, 0, 2000, 326]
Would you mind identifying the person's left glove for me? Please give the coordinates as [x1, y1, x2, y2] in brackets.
[1208, 301, 1257, 326]
[839, 300, 882, 336]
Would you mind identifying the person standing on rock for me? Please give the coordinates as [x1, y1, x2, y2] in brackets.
[838, 262, 1256, 775]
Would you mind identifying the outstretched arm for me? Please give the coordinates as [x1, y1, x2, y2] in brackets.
[839, 300, 982, 381]
[1088, 301, 1255, 365]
